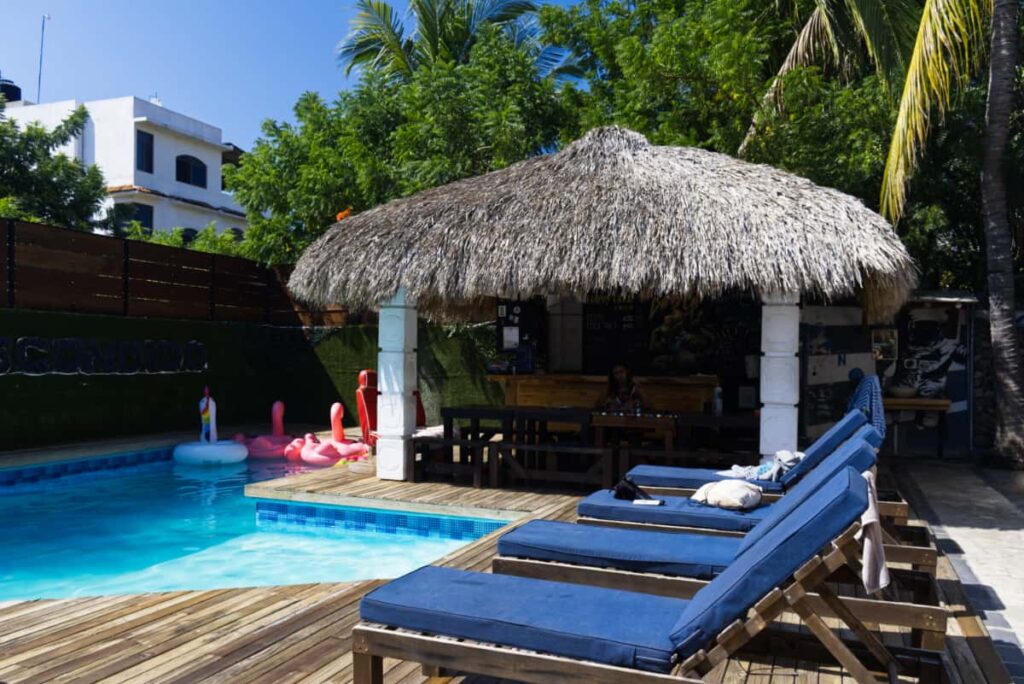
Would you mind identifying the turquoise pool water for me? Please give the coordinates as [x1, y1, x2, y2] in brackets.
[0, 458, 502, 601]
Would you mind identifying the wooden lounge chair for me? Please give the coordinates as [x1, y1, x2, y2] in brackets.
[352, 468, 943, 683]
[579, 438, 939, 575]
[623, 411, 912, 523]
[492, 521, 945, 650]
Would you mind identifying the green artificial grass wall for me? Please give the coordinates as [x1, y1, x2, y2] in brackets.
[0, 310, 502, 450]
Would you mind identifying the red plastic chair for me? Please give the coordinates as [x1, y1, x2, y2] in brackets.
[355, 369, 427, 447]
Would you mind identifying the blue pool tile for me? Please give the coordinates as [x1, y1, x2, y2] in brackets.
[0, 447, 174, 487]
[254, 500, 504, 541]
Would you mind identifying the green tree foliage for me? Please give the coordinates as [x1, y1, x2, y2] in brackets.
[338, 0, 577, 80]
[123, 220, 245, 257]
[0, 100, 106, 230]
[540, 0, 791, 150]
[227, 29, 563, 264]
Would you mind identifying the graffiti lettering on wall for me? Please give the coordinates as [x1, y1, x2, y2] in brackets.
[0, 337, 207, 376]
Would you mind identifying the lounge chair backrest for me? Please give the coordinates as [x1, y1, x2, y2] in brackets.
[669, 467, 868, 659]
[851, 423, 883, 449]
[779, 410, 867, 487]
[736, 439, 875, 555]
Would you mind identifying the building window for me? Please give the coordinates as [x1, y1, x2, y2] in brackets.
[136, 130, 154, 173]
[228, 227, 243, 242]
[175, 155, 207, 188]
[128, 203, 154, 231]
[182, 228, 199, 245]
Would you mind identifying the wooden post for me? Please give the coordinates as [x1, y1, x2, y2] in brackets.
[6, 219, 15, 308]
[121, 239, 130, 316]
[376, 288, 418, 480]
[209, 254, 217, 321]
[760, 291, 800, 455]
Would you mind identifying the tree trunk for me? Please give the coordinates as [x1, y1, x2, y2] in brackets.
[981, 0, 1024, 464]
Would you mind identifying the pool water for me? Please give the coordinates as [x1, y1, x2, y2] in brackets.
[0, 459, 500, 601]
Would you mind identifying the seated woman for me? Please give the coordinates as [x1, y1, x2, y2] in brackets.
[598, 363, 646, 413]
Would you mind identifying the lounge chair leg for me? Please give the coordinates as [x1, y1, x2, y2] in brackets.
[813, 583, 900, 677]
[789, 597, 884, 684]
[353, 652, 384, 684]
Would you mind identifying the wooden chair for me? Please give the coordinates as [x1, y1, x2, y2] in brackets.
[352, 525, 942, 683]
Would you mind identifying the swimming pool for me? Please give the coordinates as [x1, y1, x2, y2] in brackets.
[0, 454, 504, 601]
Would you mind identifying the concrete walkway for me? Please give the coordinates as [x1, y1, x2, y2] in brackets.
[898, 462, 1024, 683]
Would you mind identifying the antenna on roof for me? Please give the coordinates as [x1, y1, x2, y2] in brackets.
[36, 14, 51, 103]
[148, 93, 162, 106]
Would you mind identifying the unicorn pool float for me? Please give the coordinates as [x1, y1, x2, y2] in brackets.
[232, 401, 293, 459]
[284, 402, 370, 467]
[173, 387, 249, 465]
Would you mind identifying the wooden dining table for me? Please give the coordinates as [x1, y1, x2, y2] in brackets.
[591, 412, 678, 451]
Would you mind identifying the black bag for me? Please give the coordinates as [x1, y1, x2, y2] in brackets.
[612, 476, 652, 501]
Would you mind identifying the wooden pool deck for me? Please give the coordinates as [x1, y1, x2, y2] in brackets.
[0, 470, 1005, 683]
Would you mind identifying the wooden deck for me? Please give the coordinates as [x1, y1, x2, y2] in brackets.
[246, 466, 581, 521]
[0, 473, 1002, 684]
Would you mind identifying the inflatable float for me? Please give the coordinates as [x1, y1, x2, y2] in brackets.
[174, 387, 249, 465]
[285, 403, 370, 467]
[233, 401, 292, 459]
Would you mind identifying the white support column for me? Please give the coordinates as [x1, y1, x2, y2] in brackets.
[760, 292, 800, 456]
[376, 289, 418, 481]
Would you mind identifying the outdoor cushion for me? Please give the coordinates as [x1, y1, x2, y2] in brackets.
[670, 467, 869, 658]
[360, 564, 688, 673]
[627, 464, 786, 492]
[779, 416, 877, 487]
[498, 519, 741, 578]
[579, 438, 876, 535]
[735, 439, 876, 554]
[577, 488, 770, 531]
[626, 409, 867, 491]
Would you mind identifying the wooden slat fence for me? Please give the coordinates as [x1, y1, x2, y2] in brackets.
[1, 220, 346, 325]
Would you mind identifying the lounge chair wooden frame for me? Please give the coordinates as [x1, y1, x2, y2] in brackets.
[574, 516, 939, 576]
[351, 525, 943, 684]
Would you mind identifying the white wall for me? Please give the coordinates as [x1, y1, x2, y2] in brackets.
[7, 96, 246, 233]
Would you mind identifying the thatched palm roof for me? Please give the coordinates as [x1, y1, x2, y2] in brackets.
[290, 126, 915, 320]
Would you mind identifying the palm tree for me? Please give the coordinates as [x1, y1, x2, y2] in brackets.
[737, 0, 920, 156]
[338, 0, 577, 80]
[880, 0, 1024, 463]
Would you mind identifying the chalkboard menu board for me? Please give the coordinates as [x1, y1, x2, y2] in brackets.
[582, 299, 650, 374]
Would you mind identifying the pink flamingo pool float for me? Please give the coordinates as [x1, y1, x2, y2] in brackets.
[285, 402, 370, 466]
[233, 401, 292, 459]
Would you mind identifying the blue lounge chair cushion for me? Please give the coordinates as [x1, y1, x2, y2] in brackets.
[360, 565, 688, 673]
[625, 409, 867, 492]
[627, 464, 786, 492]
[852, 423, 884, 449]
[779, 411, 871, 487]
[579, 438, 875, 537]
[734, 439, 875, 554]
[498, 519, 742, 578]
[578, 488, 771, 532]
[670, 467, 869, 658]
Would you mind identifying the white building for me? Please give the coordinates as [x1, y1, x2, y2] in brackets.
[6, 95, 247, 235]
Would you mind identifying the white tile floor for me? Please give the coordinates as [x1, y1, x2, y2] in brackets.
[901, 462, 1024, 683]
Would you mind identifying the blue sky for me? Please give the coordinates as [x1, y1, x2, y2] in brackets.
[1, 1, 364, 149]
[2, 1, 575, 150]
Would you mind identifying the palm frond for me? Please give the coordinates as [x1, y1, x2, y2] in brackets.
[410, 0, 451, 65]
[843, 0, 919, 91]
[738, 5, 837, 155]
[337, 0, 416, 78]
[880, 0, 988, 221]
